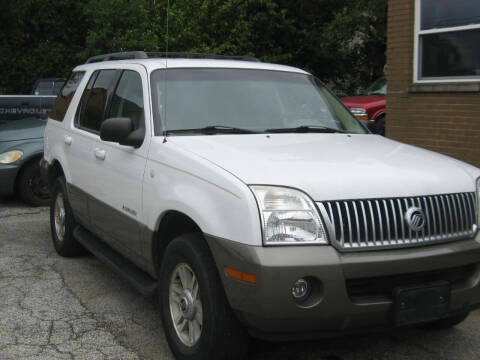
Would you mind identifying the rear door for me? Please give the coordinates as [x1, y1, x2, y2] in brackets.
[86, 65, 150, 262]
[67, 69, 120, 228]
[46, 71, 86, 221]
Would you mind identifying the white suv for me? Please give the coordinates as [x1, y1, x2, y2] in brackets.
[41, 52, 480, 360]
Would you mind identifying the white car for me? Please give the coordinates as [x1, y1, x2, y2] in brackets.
[41, 52, 480, 360]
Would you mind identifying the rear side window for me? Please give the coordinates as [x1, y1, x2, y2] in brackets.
[77, 70, 117, 132]
[107, 71, 144, 130]
[50, 72, 85, 121]
[75, 72, 98, 126]
[53, 81, 65, 95]
[34, 81, 54, 95]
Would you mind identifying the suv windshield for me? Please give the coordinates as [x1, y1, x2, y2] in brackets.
[151, 68, 367, 135]
[365, 78, 387, 96]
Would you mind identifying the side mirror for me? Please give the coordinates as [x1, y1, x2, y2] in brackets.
[100, 117, 144, 148]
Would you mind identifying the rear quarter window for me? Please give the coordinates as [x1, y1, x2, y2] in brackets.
[50, 72, 85, 121]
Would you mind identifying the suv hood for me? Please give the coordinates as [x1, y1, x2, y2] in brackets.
[170, 134, 479, 201]
[0, 118, 46, 142]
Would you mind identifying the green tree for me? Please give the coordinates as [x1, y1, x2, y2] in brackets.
[0, 0, 387, 95]
[271, 0, 387, 94]
[0, 0, 88, 93]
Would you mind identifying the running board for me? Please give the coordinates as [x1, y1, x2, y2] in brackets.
[73, 226, 158, 297]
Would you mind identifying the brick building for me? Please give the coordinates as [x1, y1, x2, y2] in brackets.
[386, 0, 480, 167]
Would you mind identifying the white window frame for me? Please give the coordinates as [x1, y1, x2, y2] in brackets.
[413, 0, 480, 84]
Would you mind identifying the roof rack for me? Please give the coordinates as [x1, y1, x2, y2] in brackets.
[85, 51, 260, 64]
[85, 51, 149, 63]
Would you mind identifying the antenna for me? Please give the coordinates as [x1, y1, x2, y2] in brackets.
[166, 0, 170, 58]
[163, 0, 170, 143]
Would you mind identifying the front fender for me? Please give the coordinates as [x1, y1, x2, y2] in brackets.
[143, 142, 263, 247]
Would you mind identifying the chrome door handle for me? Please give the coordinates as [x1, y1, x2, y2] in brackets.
[64, 135, 73, 146]
[94, 148, 106, 160]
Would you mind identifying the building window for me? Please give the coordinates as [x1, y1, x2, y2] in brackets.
[414, 0, 480, 83]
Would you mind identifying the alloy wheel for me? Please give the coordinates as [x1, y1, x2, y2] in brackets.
[54, 193, 66, 242]
[169, 262, 203, 347]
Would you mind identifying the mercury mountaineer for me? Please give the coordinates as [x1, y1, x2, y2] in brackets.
[41, 52, 480, 360]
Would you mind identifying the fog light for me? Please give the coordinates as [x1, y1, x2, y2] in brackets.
[292, 278, 311, 302]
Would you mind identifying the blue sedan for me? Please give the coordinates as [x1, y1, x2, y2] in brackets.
[0, 117, 49, 206]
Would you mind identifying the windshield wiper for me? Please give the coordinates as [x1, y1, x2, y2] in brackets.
[164, 125, 261, 135]
[265, 125, 346, 134]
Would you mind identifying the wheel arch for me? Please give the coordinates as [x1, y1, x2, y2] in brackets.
[374, 111, 386, 121]
[45, 158, 66, 189]
[152, 210, 207, 276]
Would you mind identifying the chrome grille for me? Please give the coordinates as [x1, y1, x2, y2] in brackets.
[319, 193, 478, 251]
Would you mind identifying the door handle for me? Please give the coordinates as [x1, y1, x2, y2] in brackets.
[94, 148, 106, 160]
[64, 135, 72, 146]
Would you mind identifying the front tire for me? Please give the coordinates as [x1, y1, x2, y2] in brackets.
[50, 176, 85, 257]
[17, 160, 50, 207]
[375, 115, 386, 136]
[159, 234, 248, 360]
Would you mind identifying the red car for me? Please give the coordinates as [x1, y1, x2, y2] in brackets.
[342, 78, 386, 135]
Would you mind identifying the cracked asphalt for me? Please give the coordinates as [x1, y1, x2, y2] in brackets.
[1, 199, 480, 360]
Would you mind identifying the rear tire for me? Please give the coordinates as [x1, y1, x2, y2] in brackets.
[50, 176, 85, 257]
[17, 160, 50, 207]
[159, 234, 248, 360]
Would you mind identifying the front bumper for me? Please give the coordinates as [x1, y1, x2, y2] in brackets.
[0, 164, 20, 197]
[206, 234, 480, 340]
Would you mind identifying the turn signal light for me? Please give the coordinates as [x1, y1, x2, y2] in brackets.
[355, 115, 369, 121]
[225, 266, 257, 284]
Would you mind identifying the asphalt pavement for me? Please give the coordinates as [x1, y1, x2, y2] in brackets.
[1, 199, 479, 360]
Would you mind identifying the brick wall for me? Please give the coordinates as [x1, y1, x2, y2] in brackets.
[386, 0, 480, 168]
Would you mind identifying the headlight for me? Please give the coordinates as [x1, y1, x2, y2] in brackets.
[349, 107, 369, 120]
[476, 177, 480, 225]
[250, 186, 328, 245]
[0, 150, 23, 164]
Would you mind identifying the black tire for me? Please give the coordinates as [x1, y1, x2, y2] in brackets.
[375, 115, 386, 136]
[422, 311, 470, 330]
[17, 160, 50, 207]
[50, 176, 85, 257]
[159, 234, 248, 360]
